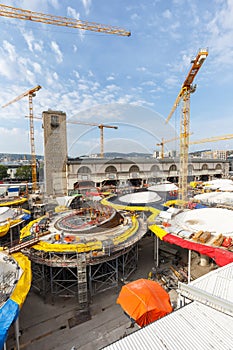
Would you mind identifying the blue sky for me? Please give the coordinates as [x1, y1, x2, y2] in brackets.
[0, 0, 233, 157]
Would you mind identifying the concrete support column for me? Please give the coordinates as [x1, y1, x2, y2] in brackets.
[153, 235, 159, 267]
[15, 317, 20, 350]
[188, 250, 191, 283]
[177, 294, 185, 308]
[200, 254, 209, 266]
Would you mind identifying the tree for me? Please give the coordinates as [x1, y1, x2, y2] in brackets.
[0, 165, 8, 180]
[15, 166, 32, 181]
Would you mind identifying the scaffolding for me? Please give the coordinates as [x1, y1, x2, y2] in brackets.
[29, 244, 138, 305]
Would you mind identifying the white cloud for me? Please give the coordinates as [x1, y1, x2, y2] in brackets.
[50, 0, 59, 9]
[73, 44, 78, 53]
[206, 0, 233, 66]
[164, 76, 179, 88]
[0, 57, 14, 79]
[73, 70, 80, 79]
[45, 70, 61, 86]
[67, 6, 80, 20]
[82, 0, 92, 15]
[32, 62, 42, 74]
[141, 80, 156, 86]
[136, 67, 147, 72]
[0, 127, 35, 153]
[21, 31, 34, 52]
[163, 9, 172, 19]
[50, 41, 63, 64]
[16, 0, 58, 12]
[3, 40, 16, 62]
[78, 83, 89, 91]
[21, 30, 43, 53]
[25, 69, 35, 85]
[105, 84, 120, 92]
[67, 6, 86, 41]
[53, 72, 59, 80]
[106, 75, 115, 81]
[131, 13, 140, 21]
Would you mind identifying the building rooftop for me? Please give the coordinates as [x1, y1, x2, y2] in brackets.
[102, 262, 233, 350]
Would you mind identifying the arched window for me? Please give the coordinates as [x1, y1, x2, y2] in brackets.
[129, 165, 140, 173]
[151, 165, 160, 175]
[129, 165, 140, 178]
[188, 164, 193, 174]
[105, 165, 117, 173]
[169, 164, 177, 172]
[77, 166, 91, 180]
[77, 166, 91, 174]
[215, 164, 222, 170]
[105, 165, 117, 179]
[202, 164, 208, 170]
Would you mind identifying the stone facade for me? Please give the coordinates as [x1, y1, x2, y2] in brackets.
[43, 110, 67, 196]
[67, 156, 229, 192]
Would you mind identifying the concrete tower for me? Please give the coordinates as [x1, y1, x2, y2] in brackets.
[42, 110, 67, 196]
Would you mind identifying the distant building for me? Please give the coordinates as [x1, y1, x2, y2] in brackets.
[201, 150, 227, 160]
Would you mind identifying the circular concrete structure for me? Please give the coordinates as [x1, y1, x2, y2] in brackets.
[22, 202, 147, 302]
[119, 191, 161, 204]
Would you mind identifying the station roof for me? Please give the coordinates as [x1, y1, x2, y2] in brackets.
[178, 262, 233, 316]
[102, 263, 233, 350]
[102, 301, 233, 350]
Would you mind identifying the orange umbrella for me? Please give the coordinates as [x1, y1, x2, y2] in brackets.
[117, 279, 172, 327]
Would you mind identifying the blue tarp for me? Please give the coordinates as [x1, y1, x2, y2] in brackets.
[0, 299, 19, 349]
[22, 213, 31, 220]
[195, 203, 207, 209]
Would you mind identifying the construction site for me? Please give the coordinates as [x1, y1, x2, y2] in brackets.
[0, 3, 233, 350]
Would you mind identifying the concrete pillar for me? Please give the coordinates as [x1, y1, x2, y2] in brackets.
[153, 235, 159, 267]
[177, 294, 185, 308]
[14, 317, 20, 350]
[199, 254, 209, 266]
[188, 250, 191, 283]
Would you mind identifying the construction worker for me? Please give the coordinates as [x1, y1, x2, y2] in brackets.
[148, 267, 157, 280]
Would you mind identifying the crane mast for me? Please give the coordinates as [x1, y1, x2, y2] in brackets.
[2, 85, 42, 192]
[0, 4, 131, 36]
[166, 49, 208, 201]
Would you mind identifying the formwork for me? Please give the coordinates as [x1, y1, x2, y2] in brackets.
[20, 202, 147, 307]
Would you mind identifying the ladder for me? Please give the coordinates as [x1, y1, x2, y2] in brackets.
[77, 253, 88, 307]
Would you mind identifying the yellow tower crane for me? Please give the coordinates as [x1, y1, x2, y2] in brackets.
[166, 49, 208, 201]
[0, 3, 131, 36]
[156, 136, 179, 159]
[156, 132, 233, 160]
[156, 133, 193, 159]
[189, 134, 233, 145]
[67, 120, 118, 158]
[2, 85, 41, 192]
[31, 116, 118, 158]
[1, 3, 130, 192]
